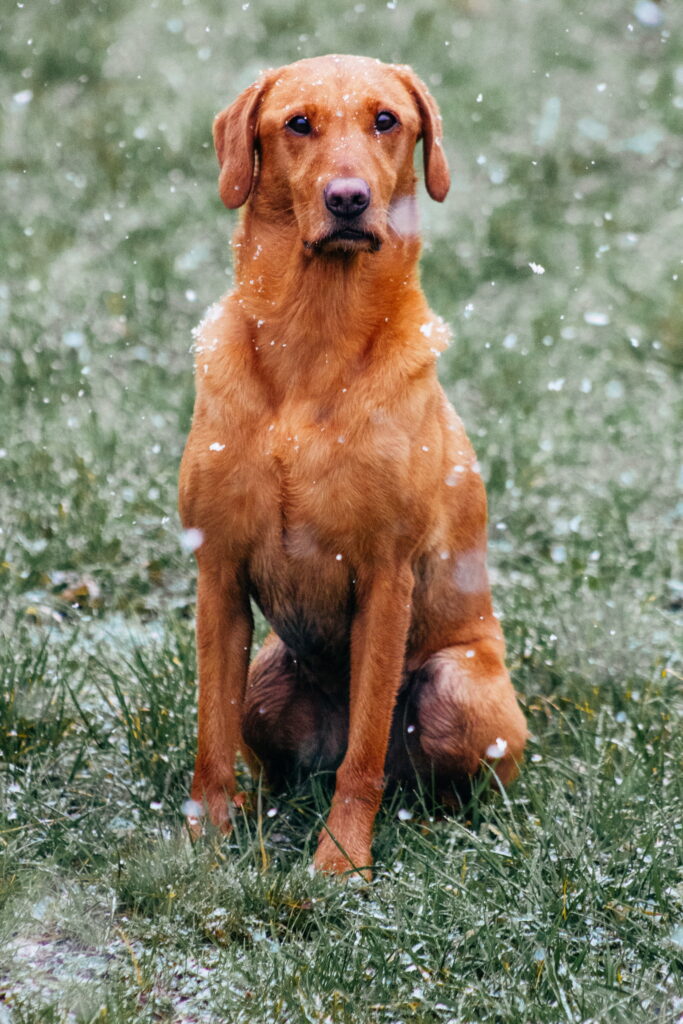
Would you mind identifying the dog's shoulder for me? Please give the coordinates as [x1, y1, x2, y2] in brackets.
[189, 297, 268, 414]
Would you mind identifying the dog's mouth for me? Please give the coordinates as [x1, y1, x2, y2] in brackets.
[304, 227, 383, 253]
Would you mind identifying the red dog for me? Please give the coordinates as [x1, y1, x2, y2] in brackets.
[179, 54, 527, 877]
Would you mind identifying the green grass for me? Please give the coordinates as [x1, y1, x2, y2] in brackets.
[1, 0, 682, 1020]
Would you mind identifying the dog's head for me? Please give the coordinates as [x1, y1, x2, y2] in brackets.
[213, 54, 450, 254]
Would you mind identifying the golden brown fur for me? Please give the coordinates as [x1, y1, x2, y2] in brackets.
[179, 54, 527, 877]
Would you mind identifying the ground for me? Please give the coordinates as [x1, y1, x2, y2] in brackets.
[0, 0, 682, 1021]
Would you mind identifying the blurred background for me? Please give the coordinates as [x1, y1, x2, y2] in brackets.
[1, 2, 683, 1020]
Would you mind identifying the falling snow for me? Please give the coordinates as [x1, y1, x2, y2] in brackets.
[485, 738, 508, 759]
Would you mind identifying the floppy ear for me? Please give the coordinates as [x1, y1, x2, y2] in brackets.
[394, 66, 450, 202]
[213, 74, 272, 209]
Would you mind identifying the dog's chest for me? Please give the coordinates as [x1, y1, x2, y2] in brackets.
[241, 415, 370, 651]
[243, 406, 432, 654]
[258, 406, 413, 545]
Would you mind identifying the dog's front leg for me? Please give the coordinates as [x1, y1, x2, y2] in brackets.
[314, 564, 413, 879]
[189, 564, 253, 834]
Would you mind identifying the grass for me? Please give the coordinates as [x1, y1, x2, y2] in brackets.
[1, 0, 682, 1020]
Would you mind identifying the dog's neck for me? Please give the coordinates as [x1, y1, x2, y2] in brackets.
[228, 205, 432, 400]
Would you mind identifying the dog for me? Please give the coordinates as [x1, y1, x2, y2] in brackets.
[179, 54, 527, 878]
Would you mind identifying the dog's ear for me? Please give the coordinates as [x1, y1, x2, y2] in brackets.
[394, 66, 450, 203]
[213, 73, 273, 209]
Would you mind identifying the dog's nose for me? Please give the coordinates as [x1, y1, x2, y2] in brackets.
[324, 178, 371, 219]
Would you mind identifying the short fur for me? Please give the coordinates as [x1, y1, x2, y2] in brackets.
[179, 54, 527, 877]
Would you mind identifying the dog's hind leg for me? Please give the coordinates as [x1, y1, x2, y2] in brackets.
[241, 634, 348, 790]
[386, 636, 527, 802]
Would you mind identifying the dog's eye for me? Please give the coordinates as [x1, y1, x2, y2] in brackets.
[286, 115, 312, 136]
[375, 111, 398, 133]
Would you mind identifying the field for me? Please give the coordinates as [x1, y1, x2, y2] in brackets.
[1, 0, 682, 1021]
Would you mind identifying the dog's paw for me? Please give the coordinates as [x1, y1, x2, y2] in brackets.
[183, 790, 249, 839]
[313, 830, 373, 881]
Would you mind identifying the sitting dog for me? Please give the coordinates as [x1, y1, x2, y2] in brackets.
[179, 54, 527, 877]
